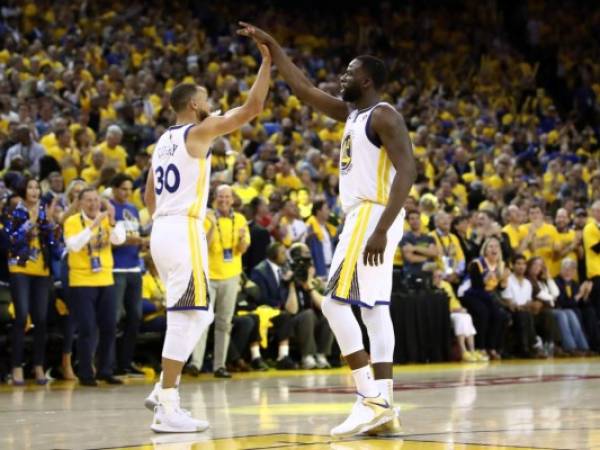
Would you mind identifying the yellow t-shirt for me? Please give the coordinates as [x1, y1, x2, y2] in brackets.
[232, 184, 259, 205]
[276, 173, 303, 190]
[9, 236, 49, 276]
[64, 214, 115, 287]
[46, 145, 80, 186]
[429, 231, 465, 270]
[583, 221, 600, 278]
[40, 132, 57, 149]
[502, 224, 527, 251]
[125, 165, 142, 181]
[550, 229, 577, 278]
[69, 123, 97, 144]
[522, 223, 558, 268]
[97, 141, 127, 171]
[205, 212, 250, 280]
[81, 166, 101, 184]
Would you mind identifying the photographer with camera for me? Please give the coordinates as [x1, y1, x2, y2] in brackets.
[284, 243, 333, 369]
[251, 242, 333, 369]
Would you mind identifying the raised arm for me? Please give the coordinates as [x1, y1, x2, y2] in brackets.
[237, 22, 348, 122]
[186, 42, 272, 156]
[363, 105, 417, 266]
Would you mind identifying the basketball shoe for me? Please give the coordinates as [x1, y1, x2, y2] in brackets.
[151, 388, 209, 433]
[330, 393, 394, 437]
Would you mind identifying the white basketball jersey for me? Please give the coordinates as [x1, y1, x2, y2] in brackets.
[151, 123, 211, 220]
[339, 102, 396, 213]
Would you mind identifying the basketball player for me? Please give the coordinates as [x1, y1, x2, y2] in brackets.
[238, 23, 416, 437]
[142, 41, 271, 433]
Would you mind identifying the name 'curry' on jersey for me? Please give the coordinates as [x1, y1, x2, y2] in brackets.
[151, 123, 212, 220]
[339, 102, 396, 214]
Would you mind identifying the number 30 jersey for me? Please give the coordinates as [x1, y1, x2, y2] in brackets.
[151, 123, 212, 221]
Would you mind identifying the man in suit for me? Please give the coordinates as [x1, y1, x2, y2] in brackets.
[243, 197, 272, 274]
[250, 242, 297, 369]
[251, 242, 333, 370]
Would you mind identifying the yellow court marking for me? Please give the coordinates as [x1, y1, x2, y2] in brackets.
[228, 402, 418, 416]
[116, 433, 554, 450]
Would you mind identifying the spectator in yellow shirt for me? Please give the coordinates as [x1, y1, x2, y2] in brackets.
[430, 211, 466, 285]
[63, 188, 126, 386]
[97, 125, 127, 172]
[519, 204, 558, 270]
[275, 158, 303, 190]
[232, 165, 259, 205]
[502, 205, 526, 252]
[46, 128, 80, 186]
[188, 185, 250, 378]
[81, 150, 105, 185]
[551, 208, 581, 278]
[125, 151, 151, 182]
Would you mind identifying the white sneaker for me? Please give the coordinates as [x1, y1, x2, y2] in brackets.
[315, 354, 331, 369]
[144, 381, 161, 411]
[330, 394, 394, 437]
[301, 355, 317, 370]
[150, 388, 209, 433]
[364, 406, 403, 436]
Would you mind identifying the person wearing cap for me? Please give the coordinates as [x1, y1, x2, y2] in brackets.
[96, 125, 127, 172]
[4, 126, 45, 176]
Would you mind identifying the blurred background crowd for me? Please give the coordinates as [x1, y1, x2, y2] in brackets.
[1, 0, 600, 385]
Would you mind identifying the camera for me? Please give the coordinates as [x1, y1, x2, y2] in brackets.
[289, 255, 312, 284]
[288, 243, 313, 284]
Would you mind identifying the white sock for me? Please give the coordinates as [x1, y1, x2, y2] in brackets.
[375, 379, 393, 405]
[277, 344, 289, 361]
[352, 365, 378, 398]
[250, 344, 261, 360]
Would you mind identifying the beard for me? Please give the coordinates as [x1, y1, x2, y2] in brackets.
[341, 84, 361, 102]
[196, 108, 209, 122]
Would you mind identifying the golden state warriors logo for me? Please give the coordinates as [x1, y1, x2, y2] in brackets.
[340, 133, 352, 174]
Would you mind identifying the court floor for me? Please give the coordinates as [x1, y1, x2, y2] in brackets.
[1, 359, 600, 450]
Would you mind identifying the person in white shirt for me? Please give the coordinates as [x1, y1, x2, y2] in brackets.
[501, 254, 545, 358]
[526, 256, 580, 356]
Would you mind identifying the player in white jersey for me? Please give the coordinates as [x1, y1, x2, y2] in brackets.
[143, 40, 272, 433]
[238, 23, 416, 437]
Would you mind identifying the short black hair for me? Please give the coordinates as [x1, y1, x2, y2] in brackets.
[267, 242, 284, 261]
[406, 209, 420, 220]
[111, 173, 134, 188]
[312, 199, 327, 216]
[513, 253, 527, 264]
[356, 55, 388, 90]
[170, 83, 199, 113]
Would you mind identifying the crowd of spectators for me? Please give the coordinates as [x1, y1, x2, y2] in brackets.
[1, 0, 600, 384]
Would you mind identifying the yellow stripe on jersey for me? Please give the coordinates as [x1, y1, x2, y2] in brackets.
[188, 158, 207, 219]
[335, 203, 372, 298]
[187, 216, 207, 307]
[376, 149, 391, 204]
[187, 157, 208, 307]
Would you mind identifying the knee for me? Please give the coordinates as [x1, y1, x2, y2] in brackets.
[214, 313, 232, 332]
[298, 309, 316, 325]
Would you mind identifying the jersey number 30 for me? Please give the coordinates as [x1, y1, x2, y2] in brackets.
[154, 164, 180, 194]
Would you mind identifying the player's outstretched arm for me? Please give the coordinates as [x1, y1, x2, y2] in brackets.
[187, 42, 272, 156]
[237, 22, 348, 122]
[363, 105, 416, 266]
